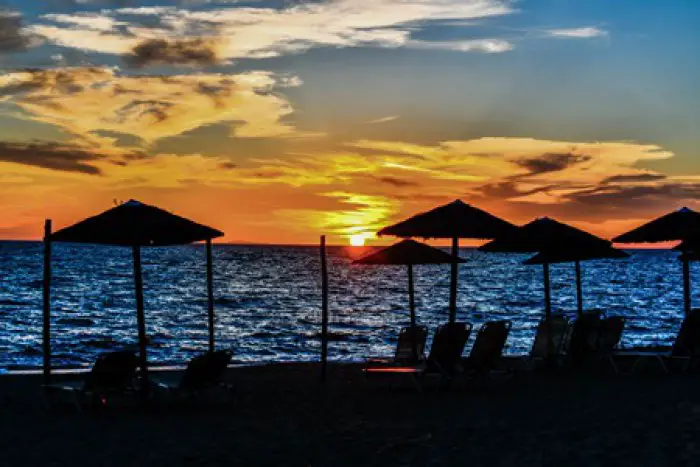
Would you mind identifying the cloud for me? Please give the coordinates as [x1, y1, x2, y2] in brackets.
[367, 115, 399, 124]
[601, 173, 667, 184]
[514, 153, 592, 175]
[408, 38, 513, 53]
[0, 67, 310, 146]
[0, 11, 43, 53]
[0, 140, 104, 175]
[125, 37, 223, 67]
[546, 27, 607, 39]
[31, 0, 515, 63]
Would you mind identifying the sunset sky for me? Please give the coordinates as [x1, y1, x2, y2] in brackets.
[0, 0, 698, 245]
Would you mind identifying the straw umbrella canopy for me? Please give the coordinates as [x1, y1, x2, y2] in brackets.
[377, 200, 516, 323]
[44, 200, 223, 390]
[613, 207, 700, 316]
[354, 239, 464, 326]
[480, 217, 628, 316]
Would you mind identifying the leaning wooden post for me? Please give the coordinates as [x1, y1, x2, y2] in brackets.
[682, 256, 692, 317]
[133, 245, 149, 401]
[408, 264, 416, 327]
[543, 263, 552, 318]
[42, 219, 52, 384]
[575, 261, 583, 316]
[320, 235, 329, 383]
[448, 236, 459, 323]
[206, 239, 215, 352]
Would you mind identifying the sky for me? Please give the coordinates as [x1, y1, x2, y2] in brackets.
[0, 0, 698, 245]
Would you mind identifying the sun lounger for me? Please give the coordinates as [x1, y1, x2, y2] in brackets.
[463, 320, 512, 376]
[152, 350, 233, 401]
[616, 310, 700, 373]
[43, 350, 138, 411]
[364, 323, 471, 390]
[567, 310, 605, 365]
[596, 316, 625, 372]
[367, 325, 428, 366]
[520, 314, 569, 370]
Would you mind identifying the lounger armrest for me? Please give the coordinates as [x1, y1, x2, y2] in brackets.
[43, 381, 85, 393]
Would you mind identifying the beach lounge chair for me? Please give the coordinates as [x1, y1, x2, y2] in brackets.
[597, 316, 625, 373]
[520, 314, 569, 370]
[364, 323, 471, 390]
[463, 320, 512, 376]
[43, 350, 138, 411]
[152, 350, 233, 402]
[619, 310, 700, 374]
[567, 310, 605, 365]
[367, 325, 428, 366]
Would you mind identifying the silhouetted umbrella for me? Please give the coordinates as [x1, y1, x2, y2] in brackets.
[377, 200, 515, 323]
[354, 239, 464, 326]
[613, 207, 700, 316]
[480, 217, 627, 316]
[43, 200, 223, 394]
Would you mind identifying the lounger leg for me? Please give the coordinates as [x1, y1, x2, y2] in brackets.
[607, 355, 619, 374]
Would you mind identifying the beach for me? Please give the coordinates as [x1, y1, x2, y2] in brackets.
[2, 361, 699, 466]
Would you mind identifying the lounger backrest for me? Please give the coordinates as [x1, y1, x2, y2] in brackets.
[468, 320, 511, 370]
[427, 322, 472, 372]
[179, 350, 233, 390]
[672, 310, 700, 357]
[394, 325, 428, 363]
[531, 315, 569, 358]
[598, 316, 625, 354]
[85, 351, 138, 392]
[568, 311, 604, 359]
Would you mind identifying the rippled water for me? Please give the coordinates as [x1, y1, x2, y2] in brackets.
[0, 241, 698, 370]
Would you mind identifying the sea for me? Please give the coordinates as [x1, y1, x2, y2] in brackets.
[0, 241, 697, 371]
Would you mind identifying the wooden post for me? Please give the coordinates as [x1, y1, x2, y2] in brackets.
[575, 261, 583, 316]
[132, 245, 149, 400]
[408, 264, 416, 327]
[543, 263, 552, 318]
[42, 220, 52, 384]
[683, 256, 692, 317]
[206, 239, 215, 352]
[320, 236, 329, 383]
[449, 236, 459, 323]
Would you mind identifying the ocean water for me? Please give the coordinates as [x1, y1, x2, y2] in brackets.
[0, 241, 698, 371]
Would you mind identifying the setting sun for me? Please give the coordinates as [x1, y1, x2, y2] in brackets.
[349, 234, 367, 246]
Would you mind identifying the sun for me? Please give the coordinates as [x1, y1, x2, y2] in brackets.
[349, 234, 367, 246]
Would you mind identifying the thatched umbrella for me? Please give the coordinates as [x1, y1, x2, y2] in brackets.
[354, 239, 465, 326]
[42, 200, 223, 391]
[377, 200, 515, 323]
[613, 207, 700, 316]
[480, 217, 628, 316]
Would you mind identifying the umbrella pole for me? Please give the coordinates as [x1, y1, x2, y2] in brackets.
[683, 256, 692, 317]
[575, 261, 583, 316]
[206, 239, 215, 352]
[320, 236, 329, 384]
[42, 219, 52, 385]
[408, 264, 416, 326]
[449, 236, 459, 323]
[132, 245, 149, 401]
[543, 263, 552, 318]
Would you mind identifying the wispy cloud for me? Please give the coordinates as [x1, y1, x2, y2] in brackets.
[0, 67, 313, 147]
[408, 38, 513, 53]
[367, 115, 399, 124]
[31, 0, 516, 65]
[546, 27, 608, 39]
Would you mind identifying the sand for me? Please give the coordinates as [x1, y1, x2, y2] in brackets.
[1, 360, 700, 466]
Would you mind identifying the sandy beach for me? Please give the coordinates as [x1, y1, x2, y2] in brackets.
[0, 361, 699, 467]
